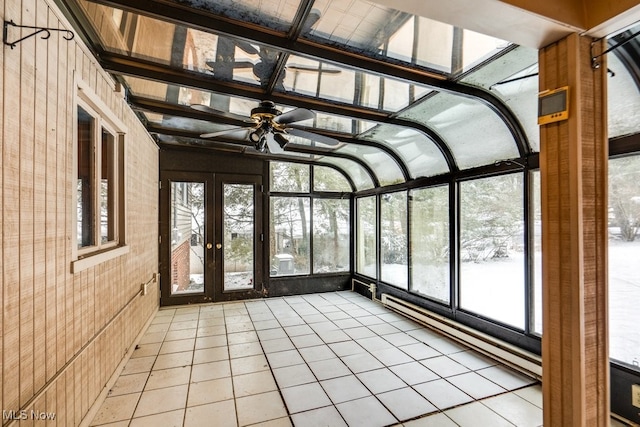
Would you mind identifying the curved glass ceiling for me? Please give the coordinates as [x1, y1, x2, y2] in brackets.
[360, 124, 449, 178]
[461, 46, 539, 152]
[72, 0, 579, 189]
[399, 92, 520, 169]
[609, 48, 640, 139]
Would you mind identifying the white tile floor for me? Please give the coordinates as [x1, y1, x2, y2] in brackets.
[90, 291, 545, 427]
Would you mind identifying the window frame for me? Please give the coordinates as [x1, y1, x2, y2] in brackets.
[72, 79, 128, 272]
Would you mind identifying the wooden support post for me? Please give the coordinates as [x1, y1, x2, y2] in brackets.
[539, 33, 610, 426]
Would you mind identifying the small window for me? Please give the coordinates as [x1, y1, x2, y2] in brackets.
[75, 89, 125, 259]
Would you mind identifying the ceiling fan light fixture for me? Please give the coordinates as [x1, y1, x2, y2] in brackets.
[273, 133, 289, 148]
[249, 127, 266, 143]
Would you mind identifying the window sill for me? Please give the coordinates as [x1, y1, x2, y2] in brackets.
[71, 245, 130, 273]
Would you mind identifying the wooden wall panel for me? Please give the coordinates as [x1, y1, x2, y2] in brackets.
[1, 0, 160, 424]
[540, 33, 609, 426]
[19, 0, 37, 407]
[33, 0, 49, 396]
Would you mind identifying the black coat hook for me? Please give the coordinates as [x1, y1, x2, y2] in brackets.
[3, 19, 74, 49]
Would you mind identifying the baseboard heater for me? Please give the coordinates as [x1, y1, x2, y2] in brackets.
[377, 291, 542, 380]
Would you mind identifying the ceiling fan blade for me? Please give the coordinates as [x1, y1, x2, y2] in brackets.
[190, 104, 253, 122]
[266, 134, 285, 154]
[200, 126, 253, 138]
[285, 128, 340, 146]
[274, 108, 315, 125]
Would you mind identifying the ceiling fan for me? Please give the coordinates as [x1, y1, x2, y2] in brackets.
[192, 100, 340, 153]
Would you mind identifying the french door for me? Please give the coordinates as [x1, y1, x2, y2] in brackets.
[160, 172, 263, 305]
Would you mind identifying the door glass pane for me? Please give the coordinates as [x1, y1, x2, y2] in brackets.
[270, 197, 310, 276]
[356, 196, 377, 278]
[170, 182, 204, 295]
[223, 184, 255, 290]
[381, 191, 408, 289]
[313, 199, 350, 273]
[410, 186, 450, 303]
[609, 156, 640, 368]
[459, 174, 525, 329]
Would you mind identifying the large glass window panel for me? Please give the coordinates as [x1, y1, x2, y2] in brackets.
[270, 197, 310, 276]
[459, 174, 525, 329]
[608, 156, 640, 368]
[170, 182, 205, 295]
[360, 124, 449, 178]
[270, 162, 310, 192]
[313, 199, 350, 273]
[356, 196, 377, 278]
[531, 171, 542, 334]
[461, 46, 540, 152]
[313, 166, 351, 192]
[400, 92, 520, 169]
[381, 191, 408, 289]
[410, 186, 450, 303]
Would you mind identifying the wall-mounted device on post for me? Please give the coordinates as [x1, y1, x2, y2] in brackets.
[538, 86, 570, 125]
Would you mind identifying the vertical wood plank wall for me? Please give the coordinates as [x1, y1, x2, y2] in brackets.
[539, 34, 609, 426]
[1, 0, 160, 424]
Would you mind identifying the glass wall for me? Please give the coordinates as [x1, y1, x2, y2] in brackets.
[380, 191, 408, 288]
[313, 199, 350, 273]
[410, 185, 450, 303]
[270, 161, 351, 277]
[459, 174, 525, 329]
[356, 196, 377, 278]
[608, 155, 640, 368]
[270, 196, 311, 276]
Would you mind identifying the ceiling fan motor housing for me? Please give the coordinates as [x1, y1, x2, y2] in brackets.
[250, 100, 282, 121]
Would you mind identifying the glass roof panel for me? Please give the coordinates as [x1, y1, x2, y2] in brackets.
[399, 93, 519, 169]
[281, 55, 431, 112]
[460, 29, 512, 73]
[302, 0, 510, 77]
[608, 49, 640, 138]
[335, 144, 405, 186]
[360, 124, 449, 178]
[124, 76, 261, 115]
[89, 7, 283, 87]
[461, 46, 539, 151]
[318, 157, 375, 190]
[171, 0, 301, 32]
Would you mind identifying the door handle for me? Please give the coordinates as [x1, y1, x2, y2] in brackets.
[206, 243, 213, 249]
[216, 243, 222, 249]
